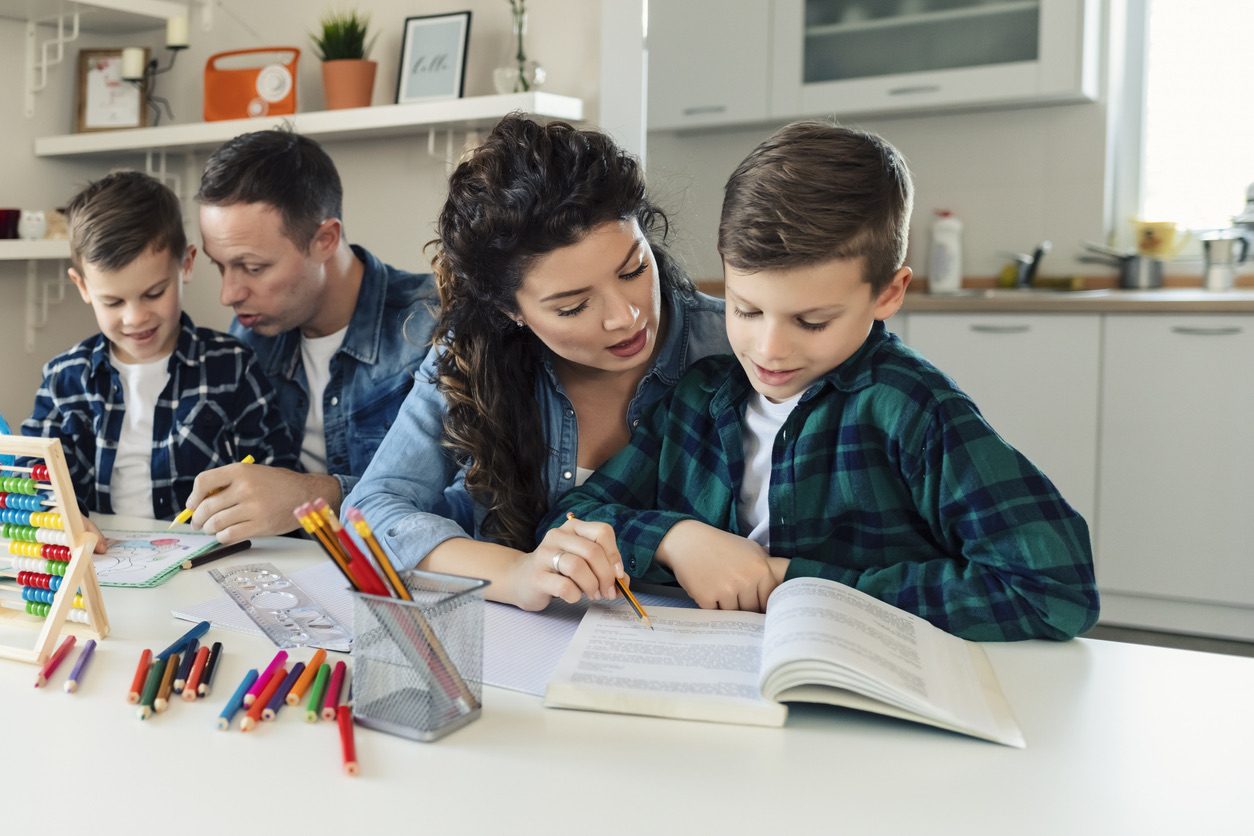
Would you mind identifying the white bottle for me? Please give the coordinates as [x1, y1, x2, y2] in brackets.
[927, 210, 963, 294]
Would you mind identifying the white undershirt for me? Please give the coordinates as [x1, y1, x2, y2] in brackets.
[575, 466, 595, 487]
[109, 349, 171, 517]
[299, 326, 348, 474]
[737, 391, 802, 549]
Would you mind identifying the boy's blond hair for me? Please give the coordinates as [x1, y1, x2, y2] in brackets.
[718, 120, 913, 294]
[66, 171, 186, 274]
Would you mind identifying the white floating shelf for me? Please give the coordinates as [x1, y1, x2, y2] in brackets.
[0, 239, 71, 261]
[35, 93, 586, 158]
[0, 0, 182, 32]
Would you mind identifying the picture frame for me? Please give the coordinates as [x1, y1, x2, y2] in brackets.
[395, 12, 471, 104]
[76, 48, 149, 132]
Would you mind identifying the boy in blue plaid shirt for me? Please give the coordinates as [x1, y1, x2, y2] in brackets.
[549, 121, 1098, 641]
[22, 172, 298, 545]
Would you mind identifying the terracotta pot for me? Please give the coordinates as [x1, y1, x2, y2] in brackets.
[321, 59, 377, 110]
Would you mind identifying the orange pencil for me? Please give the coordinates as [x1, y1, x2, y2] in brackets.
[240, 665, 287, 732]
[294, 503, 360, 589]
[127, 648, 152, 703]
[181, 645, 211, 702]
[337, 704, 358, 776]
[566, 512, 653, 630]
[34, 634, 76, 688]
[286, 648, 327, 705]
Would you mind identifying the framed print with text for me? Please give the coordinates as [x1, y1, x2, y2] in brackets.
[396, 12, 471, 104]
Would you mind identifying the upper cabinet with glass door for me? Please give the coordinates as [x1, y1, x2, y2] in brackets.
[770, 0, 1099, 119]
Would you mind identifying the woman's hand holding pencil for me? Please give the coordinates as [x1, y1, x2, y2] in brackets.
[511, 513, 625, 611]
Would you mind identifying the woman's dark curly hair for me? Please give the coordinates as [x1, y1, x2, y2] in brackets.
[430, 114, 692, 550]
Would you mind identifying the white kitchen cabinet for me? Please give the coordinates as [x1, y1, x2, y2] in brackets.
[770, 0, 1099, 120]
[1097, 316, 1254, 633]
[903, 313, 1099, 528]
[647, 0, 772, 130]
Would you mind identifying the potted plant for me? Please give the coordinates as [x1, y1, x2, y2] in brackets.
[312, 9, 378, 110]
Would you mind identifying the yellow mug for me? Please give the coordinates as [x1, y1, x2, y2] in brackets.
[1133, 220, 1191, 257]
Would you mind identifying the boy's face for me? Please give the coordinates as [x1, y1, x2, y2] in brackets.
[199, 201, 338, 338]
[723, 256, 910, 402]
[70, 245, 193, 365]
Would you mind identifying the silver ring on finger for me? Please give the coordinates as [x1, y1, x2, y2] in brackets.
[552, 551, 565, 573]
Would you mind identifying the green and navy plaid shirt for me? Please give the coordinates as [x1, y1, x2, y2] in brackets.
[22, 313, 299, 520]
[547, 321, 1099, 641]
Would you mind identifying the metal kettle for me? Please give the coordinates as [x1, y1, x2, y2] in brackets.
[1200, 229, 1249, 291]
[1079, 241, 1163, 289]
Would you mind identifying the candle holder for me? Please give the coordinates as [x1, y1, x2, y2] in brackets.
[123, 46, 183, 126]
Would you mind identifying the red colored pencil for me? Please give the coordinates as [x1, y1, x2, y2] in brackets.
[337, 705, 358, 776]
[34, 635, 76, 688]
[240, 665, 287, 732]
[181, 645, 211, 702]
[128, 648, 153, 703]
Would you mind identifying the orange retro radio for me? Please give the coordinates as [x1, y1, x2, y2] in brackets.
[203, 47, 300, 121]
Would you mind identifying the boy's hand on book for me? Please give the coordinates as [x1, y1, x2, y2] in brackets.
[657, 521, 778, 612]
[512, 520, 624, 611]
[187, 464, 341, 544]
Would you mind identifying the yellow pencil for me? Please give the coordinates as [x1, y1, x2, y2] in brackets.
[566, 512, 653, 630]
[169, 455, 254, 528]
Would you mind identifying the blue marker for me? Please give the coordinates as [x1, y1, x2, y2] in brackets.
[156, 620, 210, 661]
[218, 668, 259, 730]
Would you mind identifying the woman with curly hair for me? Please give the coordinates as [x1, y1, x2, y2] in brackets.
[344, 115, 729, 610]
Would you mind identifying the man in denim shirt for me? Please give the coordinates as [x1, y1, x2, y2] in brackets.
[188, 130, 438, 543]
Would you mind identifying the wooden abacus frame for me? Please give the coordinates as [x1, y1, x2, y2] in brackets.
[0, 434, 109, 664]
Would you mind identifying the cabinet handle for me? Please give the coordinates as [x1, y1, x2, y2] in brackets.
[969, 324, 1031, 334]
[1170, 326, 1244, 336]
[888, 85, 941, 96]
[682, 105, 728, 116]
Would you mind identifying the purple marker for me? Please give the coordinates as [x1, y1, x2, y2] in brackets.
[64, 639, 97, 693]
[262, 662, 305, 720]
[244, 650, 288, 707]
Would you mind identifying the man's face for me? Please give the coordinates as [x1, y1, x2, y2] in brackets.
[200, 202, 329, 337]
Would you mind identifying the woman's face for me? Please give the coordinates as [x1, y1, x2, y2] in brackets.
[513, 218, 663, 377]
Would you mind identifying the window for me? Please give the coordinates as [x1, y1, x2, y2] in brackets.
[1134, 0, 1254, 232]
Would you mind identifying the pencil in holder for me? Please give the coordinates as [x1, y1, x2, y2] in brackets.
[351, 570, 487, 742]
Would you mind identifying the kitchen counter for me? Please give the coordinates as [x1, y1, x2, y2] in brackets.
[903, 288, 1254, 313]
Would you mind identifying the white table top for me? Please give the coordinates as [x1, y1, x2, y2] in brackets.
[4, 532, 1252, 835]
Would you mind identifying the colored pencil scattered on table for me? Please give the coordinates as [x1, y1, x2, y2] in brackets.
[241, 665, 287, 732]
[182, 645, 211, 702]
[156, 621, 209, 661]
[64, 639, 97, 693]
[128, 648, 152, 703]
[287, 649, 326, 705]
[154, 651, 179, 712]
[218, 669, 258, 731]
[34, 634, 76, 688]
[197, 641, 224, 697]
[263, 663, 304, 720]
[138, 656, 167, 720]
[173, 640, 198, 693]
[306, 663, 331, 722]
[322, 661, 347, 721]
[337, 705, 358, 776]
[245, 650, 287, 707]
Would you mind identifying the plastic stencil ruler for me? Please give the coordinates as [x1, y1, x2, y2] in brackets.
[210, 562, 352, 651]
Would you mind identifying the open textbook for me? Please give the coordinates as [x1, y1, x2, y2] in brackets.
[545, 576, 1025, 747]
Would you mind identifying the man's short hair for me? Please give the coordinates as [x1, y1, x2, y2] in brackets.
[66, 171, 187, 273]
[196, 128, 344, 249]
[718, 120, 914, 294]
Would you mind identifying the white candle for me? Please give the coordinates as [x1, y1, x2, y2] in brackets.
[166, 14, 189, 48]
[121, 47, 147, 80]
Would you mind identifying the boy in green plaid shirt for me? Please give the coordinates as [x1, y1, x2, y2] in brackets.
[547, 121, 1098, 641]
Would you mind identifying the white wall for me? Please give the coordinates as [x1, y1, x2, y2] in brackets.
[0, 0, 600, 427]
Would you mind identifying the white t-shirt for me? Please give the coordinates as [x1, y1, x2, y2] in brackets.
[109, 350, 171, 517]
[737, 391, 802, 549]
[299, 326, 348, 474]
[575, 466, 596, 487]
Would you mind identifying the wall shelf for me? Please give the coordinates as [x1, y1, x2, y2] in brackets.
[0, 0, 181, 33]
[34, 93, 586, 158]
[0, 239, 71, 260]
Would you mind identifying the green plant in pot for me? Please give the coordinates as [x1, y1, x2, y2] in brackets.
[312, 9, 379, 110]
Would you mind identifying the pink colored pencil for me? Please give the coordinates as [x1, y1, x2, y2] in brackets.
[245, 650, 288, 706]
[34, 635, 76, 688]
[321, 660, 347, 720]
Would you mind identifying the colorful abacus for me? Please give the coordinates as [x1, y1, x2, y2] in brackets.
[0, 435, 108, 665]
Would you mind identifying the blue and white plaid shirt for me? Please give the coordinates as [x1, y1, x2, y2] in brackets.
[21, 313, 300, 519]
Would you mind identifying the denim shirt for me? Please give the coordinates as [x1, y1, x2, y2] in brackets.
[231, 244, 439, 497]
[344, 286, 731, 569]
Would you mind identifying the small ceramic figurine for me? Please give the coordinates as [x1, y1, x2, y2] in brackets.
[18, 209, 47, 240]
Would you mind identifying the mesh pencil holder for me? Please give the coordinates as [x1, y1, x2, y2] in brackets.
[351, 570, 487, 742]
